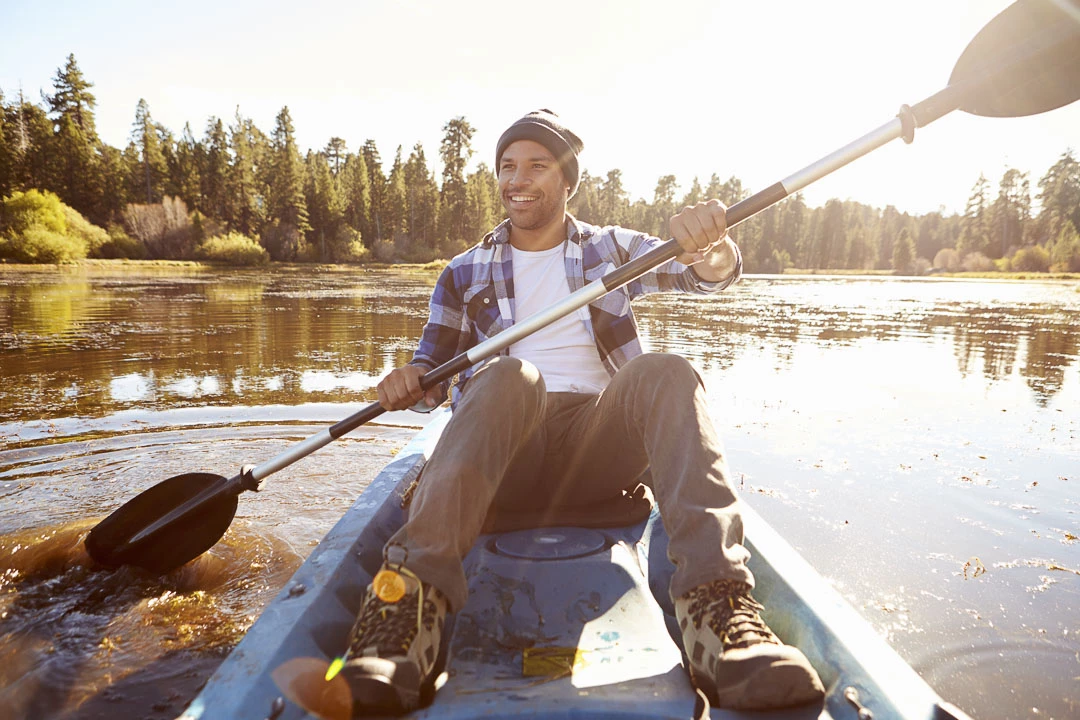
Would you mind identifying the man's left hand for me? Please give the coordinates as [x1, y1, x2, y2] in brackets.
[669, 200, 739, 282]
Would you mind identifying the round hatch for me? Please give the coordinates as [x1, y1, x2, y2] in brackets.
[494, 527, 607, 560]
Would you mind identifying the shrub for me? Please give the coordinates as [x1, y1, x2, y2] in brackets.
[0, 225, 86, 263]
[932, 247, 961, 271]
[64, 205, 109, 256]
[0, 190, 108, 264]
[122, 196, 195, 259]
[1010, 245, 1050, 273]
[94, 224, 147, 259]
[195, 232, 270, 266]
[1048, 221, 1080, 272]
[329, 227, 369, 263]
[1, 189, 67, 237]
[261, 221, 304, 261]
[372, 237, 397, 263]
[961, 252, 995, 272]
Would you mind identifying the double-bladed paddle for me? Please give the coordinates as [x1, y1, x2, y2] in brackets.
[86, 0, 1080, 573]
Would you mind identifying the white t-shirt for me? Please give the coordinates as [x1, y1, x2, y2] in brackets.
[509, 244, 611, 393]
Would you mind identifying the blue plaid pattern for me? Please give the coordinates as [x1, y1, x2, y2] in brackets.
[410, 215, 742, 406]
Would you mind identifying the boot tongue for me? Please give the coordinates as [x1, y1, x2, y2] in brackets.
[373, 568, 409, 602]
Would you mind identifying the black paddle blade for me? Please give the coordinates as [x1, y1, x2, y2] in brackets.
[951, 0, 1080, 117]
[85, 472, 237, 573]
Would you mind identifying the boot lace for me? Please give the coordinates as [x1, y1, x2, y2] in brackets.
[684, 579, 780, 652]
[348, 573, 438, 657]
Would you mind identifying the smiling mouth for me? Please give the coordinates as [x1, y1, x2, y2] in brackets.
[509, 195, 537, 204]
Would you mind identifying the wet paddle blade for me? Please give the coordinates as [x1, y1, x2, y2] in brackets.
[85, 472, 237, 573]
[951, 0, 1080, 117]
[271, 657, 353, 720]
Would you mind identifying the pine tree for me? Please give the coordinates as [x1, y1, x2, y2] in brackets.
[1047, 220, 1080, 272]
[438, 117, 474, 249]
[403, 143, 439, 253]
[0, 91, 10, 197]
[305, 150, 347, 261]
[226, 109, 268, 237]
[43, 55, 102, 219]
[876, 205, 908, 269]
[598, 169, 629, 226]
[385, 146, 408, 241]
[96, 143, 127, 223]
[361, 139, 386, 244]
[813, 199, 846, 269]
[130, 99, 167, 204]
[341, 151, 371, 243]
[1035, 150, 1080, 244]
[4, 90, 52, 191]
[680, 177, 703, 208]
[46, 54, 97, 139]
[988, 168, 1030, 258]
[778, 193, 806, 263]
[268, 107, 309, 229]
[892, 227, 916, 274]
[568, 170, 600, 224]
[648, 175, 678, 238]
[325, 137, 347, 175]
[464, 163, 500, 246]
[199, 117, 229, 223]
[170, 122, 201, 211]
[957, 174, 991, 259]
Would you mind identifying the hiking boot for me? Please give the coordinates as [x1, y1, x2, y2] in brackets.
[675, 578, 825, 710]
[341, 561, 448, 716]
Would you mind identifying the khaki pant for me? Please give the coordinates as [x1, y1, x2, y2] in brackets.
[386, 353, 753, 612]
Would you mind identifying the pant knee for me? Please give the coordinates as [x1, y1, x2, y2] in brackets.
[621, 353, 702, 391]
[467, 356, 546, 410]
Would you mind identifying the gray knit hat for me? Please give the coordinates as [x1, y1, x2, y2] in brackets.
[495, 109, 584, 198]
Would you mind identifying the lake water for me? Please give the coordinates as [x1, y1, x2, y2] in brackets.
[1, 265, 1078, 719]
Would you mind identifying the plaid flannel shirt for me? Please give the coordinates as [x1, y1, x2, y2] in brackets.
[409, 214, 742, 407]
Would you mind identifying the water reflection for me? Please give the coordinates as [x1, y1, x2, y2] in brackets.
[0, 267, 433, 428]
[3, 271, 1077, 428]
[636, 276, 1080, 407]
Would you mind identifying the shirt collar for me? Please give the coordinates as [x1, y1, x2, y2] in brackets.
[483, 214, 592, 248]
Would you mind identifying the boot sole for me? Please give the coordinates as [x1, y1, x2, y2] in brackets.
[692, 659, 826, 711]
[345, 659, 439, 716]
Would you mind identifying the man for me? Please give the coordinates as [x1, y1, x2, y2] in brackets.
[342, 110, 824, 714]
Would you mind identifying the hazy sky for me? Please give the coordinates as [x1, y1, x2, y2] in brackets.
[2, 0, 1078, 216]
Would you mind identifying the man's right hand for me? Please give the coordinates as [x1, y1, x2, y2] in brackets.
[377, 364, 441, 411]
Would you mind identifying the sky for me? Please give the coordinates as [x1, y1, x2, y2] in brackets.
[2, 0, 1078, 217]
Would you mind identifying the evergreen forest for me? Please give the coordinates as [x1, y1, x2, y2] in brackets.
[2, 54, 1078, 272]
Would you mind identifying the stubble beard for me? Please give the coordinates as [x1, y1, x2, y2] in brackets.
[503, 192, 565, 232]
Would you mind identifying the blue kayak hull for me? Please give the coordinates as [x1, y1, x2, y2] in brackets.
[182, 413, 970, 719]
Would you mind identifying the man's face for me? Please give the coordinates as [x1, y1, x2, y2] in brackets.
[498, 140, 568, 231]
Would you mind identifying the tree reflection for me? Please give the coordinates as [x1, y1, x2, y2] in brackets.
[0, 267, 434, 424]
[0, 272, 1076, 426]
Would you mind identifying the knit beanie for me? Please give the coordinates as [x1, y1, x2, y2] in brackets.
[495, 109, 584, 198]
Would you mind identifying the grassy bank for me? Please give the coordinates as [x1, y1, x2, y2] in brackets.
[782, 267, 1080, 281]
[0, 257, 450, 275]
[2, 258, 1075, 281]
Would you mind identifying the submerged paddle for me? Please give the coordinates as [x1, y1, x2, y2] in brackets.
[85, 0, 1080, 573]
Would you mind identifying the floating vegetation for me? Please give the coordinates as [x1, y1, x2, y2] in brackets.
[963, 557, 987, 579]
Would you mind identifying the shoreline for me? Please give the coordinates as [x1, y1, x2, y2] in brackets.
[1, 258, 1077, 282]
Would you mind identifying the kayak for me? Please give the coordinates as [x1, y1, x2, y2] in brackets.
[181, 410, 971, 719]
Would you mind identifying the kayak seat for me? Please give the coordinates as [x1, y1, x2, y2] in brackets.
[479, 474, 654, 534]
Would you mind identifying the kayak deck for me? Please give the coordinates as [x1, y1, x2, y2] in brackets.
[182, 413, 969, 719]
